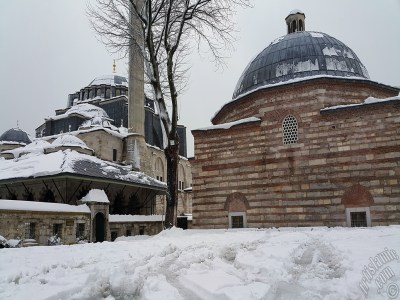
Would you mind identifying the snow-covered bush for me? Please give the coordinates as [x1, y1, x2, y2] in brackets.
[48, 234, 63, 246]
[76, 236, 88, 244]
[0, 235, 8, 248]
[7, 239, 22, 248]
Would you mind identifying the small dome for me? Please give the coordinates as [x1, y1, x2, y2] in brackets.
[0, 128, 31, 145]
[79, 117, 113, 129]
[52, 134, 88, 149]
[88, 75, 128, 87]
[287, 9, 304, 17]
[233, 31, 370, 99]
[66, 103, 110, 120]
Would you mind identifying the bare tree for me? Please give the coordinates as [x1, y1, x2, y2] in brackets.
[89, 0, 251, 228]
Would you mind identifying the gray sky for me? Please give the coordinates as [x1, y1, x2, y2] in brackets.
[1, 0, 399, 157]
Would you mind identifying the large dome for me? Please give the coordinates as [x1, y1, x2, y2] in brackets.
[233, 31, 370, 99]
[88, 75, 128, 87]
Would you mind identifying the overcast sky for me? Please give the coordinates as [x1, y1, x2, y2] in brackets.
[1, 0, 399, 157]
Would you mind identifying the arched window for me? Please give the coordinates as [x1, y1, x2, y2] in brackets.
[154, 157, 164, 182]
[299, 20, 303, 31]
[178, 164, 185, 191]
[292, 20, 297, 32]
[282, 115, 298, 144]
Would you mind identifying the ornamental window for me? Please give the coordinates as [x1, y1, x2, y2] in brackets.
[282, 115, 298, 145]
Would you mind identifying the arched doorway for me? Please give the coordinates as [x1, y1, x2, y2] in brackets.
[342, 184, 374, 227]
[224, 192, 249, 228]
[95, 213, 105, 242]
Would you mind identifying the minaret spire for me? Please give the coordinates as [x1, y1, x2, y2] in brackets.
[113, 59, 116, 73]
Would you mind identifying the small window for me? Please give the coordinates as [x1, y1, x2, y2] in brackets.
[126, 229, 131, 236]
[113, 149, 117, 161]
[53, 224, 62, 238]
[346, 207, 371, 227]
[350, 212, 367, 227]
[178, 181, 185, 190]
[24, 222, 36, 239]
[111, 232, 118, 241]
[228, 212, 247, 228]
[139, 226, 145, 235]
[76, 223, 85, 238]
[231, 216, 244, 228]
[283, 115, 299, 145]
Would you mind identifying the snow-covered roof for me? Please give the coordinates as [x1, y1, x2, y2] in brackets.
[109, 214, 164, 223]
[1, 139, 51, 158]
[288, 9, 304, 16]
[0, 149, 166, 190]
[46, 103, 110, 121]
[80, 189, 109, 203]
[0, 200, 90, 214]
[79, 117, 116, 131]
[52, 134, 90, 149]
[321, 96, 400, 113]
[194, 117, 261, 132]
[88, 75, 128, 87]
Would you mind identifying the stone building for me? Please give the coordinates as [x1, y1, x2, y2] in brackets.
[192, 11, 400, 229]
[0, 67, 192, 243]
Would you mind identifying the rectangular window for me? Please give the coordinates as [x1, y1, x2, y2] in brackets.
[126, 229, 131, 236]
[350, 212, 367, 227]
[24, 222, 36, 239]
[111, 232, 118, 241]
[53, 224, 62, 238]
[76, 223, 85, 238]
[113, 149, 117, 161]
[139, 226, 145, 235]
[231, 216, 244, 228]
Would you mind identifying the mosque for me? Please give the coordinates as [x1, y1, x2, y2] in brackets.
[192, 11, 400, 229]
[0, 61, 192, 245]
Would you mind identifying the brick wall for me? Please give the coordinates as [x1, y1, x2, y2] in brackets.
[192, 79, 400, 228]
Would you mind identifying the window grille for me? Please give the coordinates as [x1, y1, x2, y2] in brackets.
[231, 216, 244, 228]
[283, 115, 299, 144]
[350, 212, 367, 227]
[76, 223, 85, 238]
[53, 224, 62, 238]
[24, 222, 36, 239]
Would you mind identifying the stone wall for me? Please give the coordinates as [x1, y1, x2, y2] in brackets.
[0, 210, 90, 245]
[109, 221, 162, 239]
[78, 130, 124, 163]
[192, 79, 400, 228]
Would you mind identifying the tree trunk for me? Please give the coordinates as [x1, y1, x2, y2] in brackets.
[164, 142, 179, 228]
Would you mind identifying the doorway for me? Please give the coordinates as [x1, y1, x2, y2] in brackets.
[95, 213, 105, 242]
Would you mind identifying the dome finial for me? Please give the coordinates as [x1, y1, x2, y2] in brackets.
[113, 60, 116, 73]
[285, 10, 305, 34]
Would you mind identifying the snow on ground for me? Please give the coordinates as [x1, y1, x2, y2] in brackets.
[0, 226, 399, 300]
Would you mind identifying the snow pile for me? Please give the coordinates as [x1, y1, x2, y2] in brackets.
[109, 214, 163, 222]
[0, 200, 90, 213]
[321, 95, 400, 112]
[80, 189, 109, 203]
[47, 104, 110, 121]
[1, 139, 51, 158]
[0, 226, 399, 300]
[195, 117, 261, 131]
[51, 134, 90, 149]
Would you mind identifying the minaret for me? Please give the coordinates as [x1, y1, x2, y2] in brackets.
[126, 0, 151, 173]
[285, 10, 305, 34]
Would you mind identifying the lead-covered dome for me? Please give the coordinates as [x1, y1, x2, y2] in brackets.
[0, 128, 31, 145]
[88, 75, 128, 87]
[233, 31, 370, 99]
